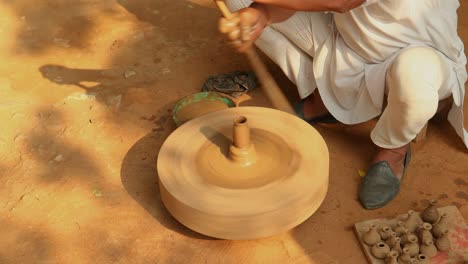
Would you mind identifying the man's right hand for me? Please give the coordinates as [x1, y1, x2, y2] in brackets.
[218, 5, 269, 53]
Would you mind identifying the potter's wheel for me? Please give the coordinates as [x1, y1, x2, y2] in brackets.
[157, 107, 329, 240]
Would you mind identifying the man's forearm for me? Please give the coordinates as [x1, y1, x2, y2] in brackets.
[253, 0, 366, 13]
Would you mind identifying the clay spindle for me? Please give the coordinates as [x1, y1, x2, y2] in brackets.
[363, 224, 381, 246]
[229, 116, 256, 165]
[371, 242, 390, 259]
[435, 230, 451, 252]
[421, 199, 440, 224]
[233, 116, 250, 149]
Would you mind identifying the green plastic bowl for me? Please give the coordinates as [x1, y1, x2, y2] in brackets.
[172, 92, 236, 127]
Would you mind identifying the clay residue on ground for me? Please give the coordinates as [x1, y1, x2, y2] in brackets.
[0, 1, 467, 263]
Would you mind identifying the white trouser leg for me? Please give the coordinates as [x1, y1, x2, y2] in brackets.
[226, 0, 327, 99]
[371, 47, 453, 148]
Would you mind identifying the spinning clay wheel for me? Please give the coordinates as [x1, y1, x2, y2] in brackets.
[157, 107, 329, 240]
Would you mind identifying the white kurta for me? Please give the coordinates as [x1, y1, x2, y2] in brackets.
[227, 0, 468, 148]
[316, 0, 468, 148]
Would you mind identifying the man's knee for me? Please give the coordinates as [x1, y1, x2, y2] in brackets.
[387, 47, 444, 121]
[388, 47, 446, 95]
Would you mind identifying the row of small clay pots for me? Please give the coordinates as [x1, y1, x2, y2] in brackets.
[400, 200, 446, 234]
[363, 223, 451, 258]
[371, 247, 429, 264]
[393, 212, 449, 238]
[362, 202, 452, 263]
[362, 208, 451, 247]
[387, 211, 450, 247]
[401, 207, 449, 235]
[371, 241, 435, 263]
[402, 210, 448, 241]
[386, 222, 451, 253]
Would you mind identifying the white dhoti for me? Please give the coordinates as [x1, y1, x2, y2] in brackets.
[227, 0, 468, 149]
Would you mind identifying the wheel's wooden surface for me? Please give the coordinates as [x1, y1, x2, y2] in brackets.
[157, 107, 329, 240]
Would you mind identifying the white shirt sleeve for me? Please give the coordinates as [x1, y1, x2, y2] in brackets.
[325, 0, 379, 13]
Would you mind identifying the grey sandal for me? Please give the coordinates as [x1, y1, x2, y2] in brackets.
[359, 147, 412, 210]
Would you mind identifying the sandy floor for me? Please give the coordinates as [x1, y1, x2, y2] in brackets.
[0, 1, 467, 263]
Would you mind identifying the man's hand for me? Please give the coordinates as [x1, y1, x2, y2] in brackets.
[218, 5, 269, 53]
[218, 0, 365, 53]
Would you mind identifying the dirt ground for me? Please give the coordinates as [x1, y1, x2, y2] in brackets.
[0, 1, 467, 263]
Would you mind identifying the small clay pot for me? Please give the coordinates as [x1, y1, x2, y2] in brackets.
[380, 226, 394, 240]
[416, 254, 429, 264]
[435, 230, 451, 252]
[371, 242, 390, 259]
[385, 232, 398, 247]
[403, 233, 418, 244]
[405, 235, 419, 258]
[420, 239, 437, 258]
[363, 224, 381, 246]
[432, 224, 444, 238]
[400, 229, 411, 244]
[394, 221, 406, 236]
[432, 212, 449, 238]
[421, 199, 439, 224]
[418, 223, 433, 243]
[390, 238, 402, 254]
[398, 247, 412, 264]
[385, 250, 399, 264]
[404, 210, 421, 233]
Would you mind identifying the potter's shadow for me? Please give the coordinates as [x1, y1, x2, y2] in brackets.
[39, 64, 158, 100]
[120, 128, 216, 240]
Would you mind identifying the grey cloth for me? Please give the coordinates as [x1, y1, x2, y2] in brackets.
[202, 71, 257, 98]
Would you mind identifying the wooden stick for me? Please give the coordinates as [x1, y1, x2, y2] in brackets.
[214, 0, 295, 114]
[215, 0, 235, 19]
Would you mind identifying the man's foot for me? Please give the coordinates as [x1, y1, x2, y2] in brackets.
[294, 92, 338, 124]
[370, 144, 409, 180]
[359, 144, 411, 210]
[301, 92, 330, 119]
